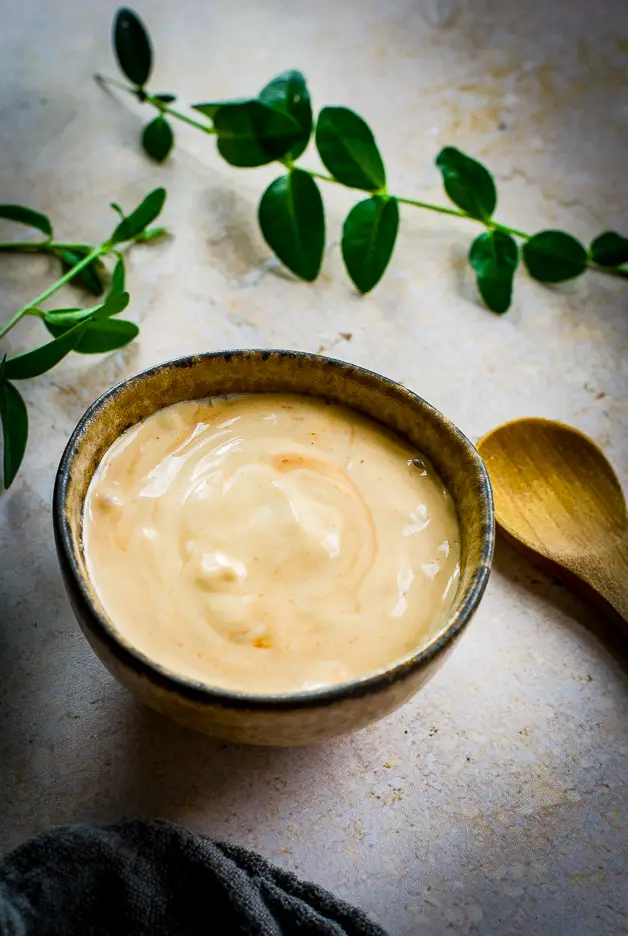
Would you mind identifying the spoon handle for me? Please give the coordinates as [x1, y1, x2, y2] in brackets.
[578, 537, 628, 636]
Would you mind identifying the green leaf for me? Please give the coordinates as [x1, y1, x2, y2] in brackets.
[43, 293, 136, 353]
[589, 231, 628, 268]
[56, 247, 104, 296]
[113, 7, 152, 87]
[192, 98, 251, 121]
[4, 322, 87, 380]
[436, 147, 497, 221]
[315, 107, 386, 191]
[43, 293, 130, 332]
[258, 71, 312, 161]
[341, 196, 399, 294]
[42, 308, 87, 327]
[0, 204, 52, 237]
[134, 226, 167, 242]
[197, 76, 312, 145]
[44, 317, 138, 353]
[193, 103, 219, 119]
[0, 379, 28, 489]
[153, 93, 176, 103]
[258, 170, 325, 281]
[93, 291, 130, 318]
[110, 188, 167, 244]
[523, 230, 587, 283]
[109, 256, 125, 296]
[73, 319, 139, 354]
[198, 101, 299, 167]
[142, 116, 174, 162]
[468, 230, 519, 314]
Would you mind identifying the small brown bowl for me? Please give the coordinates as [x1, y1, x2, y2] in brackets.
[53, 350, 493, 746]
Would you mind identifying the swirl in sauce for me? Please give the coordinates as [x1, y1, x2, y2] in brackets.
[84, 394, 460, 694]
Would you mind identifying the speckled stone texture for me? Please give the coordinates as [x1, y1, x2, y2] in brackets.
[1, 2, 627, 934]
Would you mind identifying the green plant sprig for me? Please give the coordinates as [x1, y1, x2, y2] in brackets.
[0, 187, 167, 489]
[96, 7, 628, 314]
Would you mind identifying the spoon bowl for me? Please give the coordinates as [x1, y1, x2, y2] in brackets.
[478, 417, 628, 633]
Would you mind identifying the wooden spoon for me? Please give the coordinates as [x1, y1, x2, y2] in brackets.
[477, 418, 628, 633]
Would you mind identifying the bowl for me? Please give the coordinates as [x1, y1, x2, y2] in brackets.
[53, 349, 494, 746]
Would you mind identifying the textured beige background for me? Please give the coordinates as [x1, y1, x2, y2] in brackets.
[1, 1, 627, 934]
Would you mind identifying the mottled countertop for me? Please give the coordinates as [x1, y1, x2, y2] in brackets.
[1, 1, 627, 934]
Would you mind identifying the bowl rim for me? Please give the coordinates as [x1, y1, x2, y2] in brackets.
[53, 348, 494, 711]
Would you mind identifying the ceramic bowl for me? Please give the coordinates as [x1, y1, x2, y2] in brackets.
[53, 350, 494, 746]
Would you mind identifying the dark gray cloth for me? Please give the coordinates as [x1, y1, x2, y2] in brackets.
[0, 819, 387, 936]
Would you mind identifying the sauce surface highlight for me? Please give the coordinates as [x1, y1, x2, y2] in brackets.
[84, 394, 460, 693]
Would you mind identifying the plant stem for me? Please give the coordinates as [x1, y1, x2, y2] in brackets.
[0, 241, 49, 251]
[287, 165, 512, 234]
[0, 245, 105, 341]
[588, 262, 628, 279]
[303, 169, 344, 187]
[489, 221, 529, 240]
[0, 241, 93, 253]
[94, 74, 216, 134]
[95, 74, 628, 284]
[303, 171, 531, 236]
[94, 72, 133, 94]
[30, 245, 104, 306]
[396, 195, 471, 221]
[150, 96, 217, 133]
[96, 79, 532, 235]
[0, 309, 28, 342]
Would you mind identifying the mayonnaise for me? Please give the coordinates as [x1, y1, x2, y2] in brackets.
[84, 394, 460, 694]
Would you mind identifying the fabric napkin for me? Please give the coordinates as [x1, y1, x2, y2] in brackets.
[0, 818, 388, 935]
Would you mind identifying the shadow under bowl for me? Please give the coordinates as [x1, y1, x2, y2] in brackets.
[53, 349, 494, 746]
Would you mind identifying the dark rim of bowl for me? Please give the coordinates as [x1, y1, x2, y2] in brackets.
[53, 349, 494, 712]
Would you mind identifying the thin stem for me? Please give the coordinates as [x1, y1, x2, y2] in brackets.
[300, 172, 533, 238]
[96, 75, 536, 239]
[29, 245, 104, 307]
[95, 73, 216, 134]
[95, 73, 627, 286]
[0, 245, 105, 341]
[154, 100, 216, 133]
[588, 262, 628, 279]
[396, 195, 469, 221]
[0, 241, 93, 253]
[290, 165, 525, 231]
[94, 73, 134, 95]
[490, 221, 529, 240]
[0, 241, 49, 251]
[49, 242, 95, 252]
[0, 309, 26, 342]
[303, 169, 344, 187]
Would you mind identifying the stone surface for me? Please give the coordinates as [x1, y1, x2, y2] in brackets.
[1, 1, 627, 934]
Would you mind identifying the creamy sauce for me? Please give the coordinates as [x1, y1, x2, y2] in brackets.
[84, 394, 460, 694]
